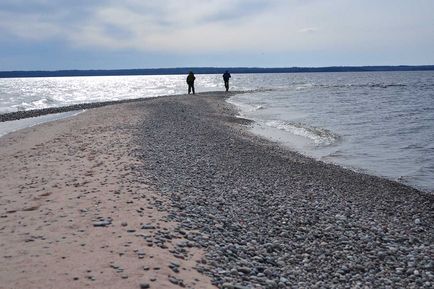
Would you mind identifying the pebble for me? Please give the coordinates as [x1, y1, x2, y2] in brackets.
[93, 220, 111, 227]
[131, 94, 434, 289]
[168, 275, 184, 286]
[237, 267, 251, 274]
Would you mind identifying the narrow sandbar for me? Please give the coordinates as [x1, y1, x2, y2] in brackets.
[1, 92, 433, 288]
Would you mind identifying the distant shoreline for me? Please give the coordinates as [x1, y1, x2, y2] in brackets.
[1, 65, 434, 78]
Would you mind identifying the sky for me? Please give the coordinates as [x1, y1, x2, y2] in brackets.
[0, 0, 433, 70]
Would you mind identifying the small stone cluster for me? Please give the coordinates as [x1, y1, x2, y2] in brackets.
[134, 94, 433, 288]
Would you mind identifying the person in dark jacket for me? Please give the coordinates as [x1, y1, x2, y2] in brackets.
[186, 71, 196, 94]
[222, 70, 231, 92]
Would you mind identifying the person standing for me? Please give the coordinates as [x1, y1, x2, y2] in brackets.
[222, 70, 231, 92]
[186, 71, 196, 94]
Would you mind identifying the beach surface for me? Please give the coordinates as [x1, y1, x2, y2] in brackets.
[1, 92, 433, 289]
[0, 96, 215, 289]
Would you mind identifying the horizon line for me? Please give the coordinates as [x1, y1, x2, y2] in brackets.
[1, 65, 434, 78]
[2, 64, 434, 73]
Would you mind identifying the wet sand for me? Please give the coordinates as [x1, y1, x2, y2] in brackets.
[1, 92, 433, 289]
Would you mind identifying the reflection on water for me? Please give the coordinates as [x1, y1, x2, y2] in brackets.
[0, 111, 83, 138]
[0, 71, 433, 192]
[228, 71, 434, 192]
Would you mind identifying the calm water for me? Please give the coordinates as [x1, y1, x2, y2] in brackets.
[0, 71, 433, 192]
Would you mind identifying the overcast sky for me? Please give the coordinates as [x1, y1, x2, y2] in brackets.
[1, 0, 433, 70]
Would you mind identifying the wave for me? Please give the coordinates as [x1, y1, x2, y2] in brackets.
[226, 98, 266, 114]
[263, 120, 340, 145]
[11, 96, 60, 111]
[246, 87, 280, 93]
[319, 83, 407, 89]
[295, 83, 315, 90]
[272, 82, 412, 93]
[286, 82, 408, 91]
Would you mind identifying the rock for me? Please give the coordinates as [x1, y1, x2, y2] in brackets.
[169, 266, 179, 273]
[168, 276, 184, 286]
[237, 267, 251, 274]
[93, 220, 111, 227]
[139, 283, 150, 289]
[128, 94, 434, 289]
[222, 283, 235, 289]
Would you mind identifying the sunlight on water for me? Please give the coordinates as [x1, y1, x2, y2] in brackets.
[0, 71, 433, 192]
[0, 75, 230, 113]
[228, 71, 434, 192]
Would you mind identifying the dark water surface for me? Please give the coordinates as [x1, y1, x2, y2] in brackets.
[1, 71, 433, 191]
[229, 71, 434, 192]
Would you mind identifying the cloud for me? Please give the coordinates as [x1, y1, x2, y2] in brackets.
[0, 0, 99, 41]
[299, 27, 319, 33]
[1, 0, 433, 56]
[0, 11, 60, 40]
[66, 0, 284, 52]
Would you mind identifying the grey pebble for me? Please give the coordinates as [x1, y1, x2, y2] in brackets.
[93, 220, 111, 227]
[131, 94, 434, 289]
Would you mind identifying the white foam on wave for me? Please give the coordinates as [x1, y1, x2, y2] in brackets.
[31, 96, 57, 109]
[294, 83, 315, 90]
[263, 120, 340, 146]
[226, 98, 266, 115]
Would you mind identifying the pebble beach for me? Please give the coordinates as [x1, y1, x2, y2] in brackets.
[0, 92, 433, 289]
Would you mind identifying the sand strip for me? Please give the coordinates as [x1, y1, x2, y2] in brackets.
[0, 99, 215, 289]
[1, 91, 433, 288]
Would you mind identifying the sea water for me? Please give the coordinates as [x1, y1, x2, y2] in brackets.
[0, 71, 433, 192]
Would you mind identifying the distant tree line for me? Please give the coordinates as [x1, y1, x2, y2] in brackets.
[1, 65, 433, 78]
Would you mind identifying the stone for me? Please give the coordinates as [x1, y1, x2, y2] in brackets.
[237, 267, 251, 274]
[222, 283, 235, 289]
[93, 220, 111, 227]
